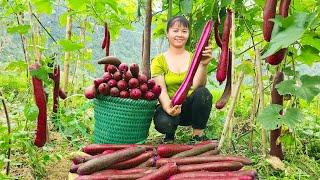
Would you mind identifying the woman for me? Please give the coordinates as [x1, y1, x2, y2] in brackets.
[151, 16, 213, 143]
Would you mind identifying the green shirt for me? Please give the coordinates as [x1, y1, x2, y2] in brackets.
[151, 53, 194, 99]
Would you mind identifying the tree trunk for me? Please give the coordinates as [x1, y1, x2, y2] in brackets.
[270, 71, 284, 160]
[142, 0, 152, 78]
[63, 11, 72, 93]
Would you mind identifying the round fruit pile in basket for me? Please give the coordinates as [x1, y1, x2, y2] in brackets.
[84, 56, 161, 101]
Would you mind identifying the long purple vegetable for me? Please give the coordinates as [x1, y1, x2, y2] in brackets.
[171, 20, 213, 106]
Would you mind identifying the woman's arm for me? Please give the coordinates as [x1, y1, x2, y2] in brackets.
[192, 64, 208, 88]
[153, 75, 181, 116]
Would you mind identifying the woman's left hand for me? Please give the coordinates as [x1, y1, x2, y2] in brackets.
[200, 45, 213, 66]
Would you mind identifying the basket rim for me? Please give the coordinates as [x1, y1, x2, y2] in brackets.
[95, 94, 158, 105]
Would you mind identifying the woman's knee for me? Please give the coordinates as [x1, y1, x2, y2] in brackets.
[153, 107, 179, 134]
[193, 87, 213, 104]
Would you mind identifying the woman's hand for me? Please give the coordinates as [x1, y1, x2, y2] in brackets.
[164, 104, 182, 117]
[200, 45, 213, 66]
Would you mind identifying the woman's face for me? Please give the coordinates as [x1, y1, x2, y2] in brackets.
[167, 22, 189, 48]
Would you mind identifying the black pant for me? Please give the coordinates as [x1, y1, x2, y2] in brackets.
[153, 87, 213, 135]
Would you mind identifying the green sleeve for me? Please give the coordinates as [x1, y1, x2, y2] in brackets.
[151, 54, 166, 78]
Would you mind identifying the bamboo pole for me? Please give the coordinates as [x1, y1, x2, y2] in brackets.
[63, 11, 72, 93]
[142, 0, 152, 78]
[248, 73, 259, 152]
[227, 7, 236, 149]
[218, 72, 245, 151]
[72, 18, 86, 94]
[27, 1, 37, 62]
[255, 48, 267, 156]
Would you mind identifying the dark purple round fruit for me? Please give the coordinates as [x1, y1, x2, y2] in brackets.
[140, 83, 148, 93]
[110, 87, 120, 97]
[123, 71, 133, 82]
[130, 88, 142, 100]
[152, 85, 162, 98]
[144, 91, 155, 100]
[119, 90, 130, 98]
[107, 79, 117, 88]
[117, 80, 128, 91]
[113, 71, 122, 81]
[93, 78, 105, 88]
[147, 79, 156, 89]
[128, 78, 139, 89]
[85, 85, 96, 99]
[107, 64, 117, 74]
[102, 72, 113, 81]
[98, 83, 110, 95]
[130, 63, 139, 78]
[138, 74, 148, 84]
[118, 63, 129, 73]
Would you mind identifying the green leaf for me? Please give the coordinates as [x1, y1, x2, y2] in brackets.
[180, 0, 193, 15]
[276, 80, 296, 95]
[105, 0, 119, 13]
[24, 103, 39, 122]
[279, 133, 296, 146]
[262, 26, 304, 58]
[257, 104, 283, 130]
[296, 85, 320, 102]
[67, 0, 87, 11]
[58, 12, 68, 27]
[58, 39, 84, 52]
[301, 33, 320, 51]
[30, 66, 50, 83]
[261, 12, 315, 58]
[281, 108, 303, 129]
[221, 0, 232, 8]
[300, 75, 320, 86]
[5, 61, 27, 72]
[32, 0, 53, 14]
[7, 25, 30, 34]
[236, 61, 254, 75]
[296, 45, 320, 65]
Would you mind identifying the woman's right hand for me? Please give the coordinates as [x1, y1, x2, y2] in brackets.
[164, 104, 182, 117]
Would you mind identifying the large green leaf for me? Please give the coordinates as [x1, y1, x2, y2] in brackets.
[261, 12, 316, 58]
[296, 86, 320, 102]
[257, 104, 283, 130]
[58, 39, 84, 52]
[276, 75, 320, 102]
[32, 0, 53, 14]
[301, 33, 320, 51]
[276, 80, 296, 95]
[180, 0, 193, 15]
[300, 75, 320, 86]
[7, 25, 30, 34]
[296, 45, 320, 65]
[281, 108, 303, 129]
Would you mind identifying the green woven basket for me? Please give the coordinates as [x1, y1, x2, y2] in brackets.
[93, 95, 157, 144]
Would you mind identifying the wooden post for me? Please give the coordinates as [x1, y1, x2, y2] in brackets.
[142, 0, 152, 78]
[63, 11, 72, 93]
[255, 49, 267, 156]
